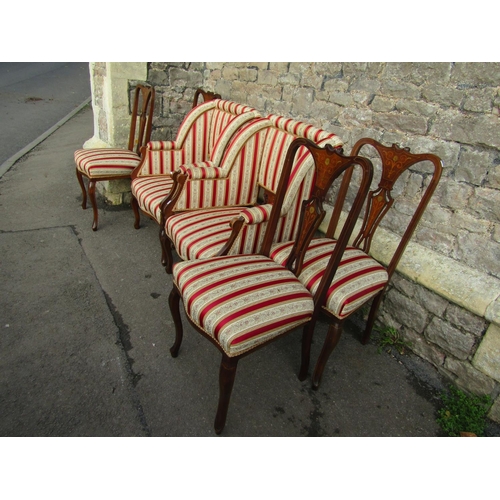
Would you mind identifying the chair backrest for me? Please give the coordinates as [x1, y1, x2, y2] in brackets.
[145, 99, 261, 175]
[326, 137, 443, 280]
[259, 138, 374, 299]
[224, 115, 343, 254]
[128, 84, 155, 154]
[168, 111, 345, 216]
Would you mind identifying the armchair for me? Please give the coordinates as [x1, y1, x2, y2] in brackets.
[162, 114, 344, 272]
[130, 96, 260, 229]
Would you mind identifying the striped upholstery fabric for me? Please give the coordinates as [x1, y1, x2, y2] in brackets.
[166, 115, 343, 261]
[131, 175, 175, 224]
[167, 207, 244, 260]
[75, 148, 141, 178]
[173, 254, 314, 357]
[172, 117, 272, 212]
[132, 100, 260, 222]
[270, 238, 389, 320]
[138, 100, 260, 176]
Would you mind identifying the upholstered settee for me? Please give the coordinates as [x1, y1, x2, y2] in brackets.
[161, 114, 344, 272]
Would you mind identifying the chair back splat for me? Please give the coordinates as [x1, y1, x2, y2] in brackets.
[279, 137, 443, 389]
[128, 84, 156, 154]
[350, 138, 442, 279]
[167, 137, 373, 434]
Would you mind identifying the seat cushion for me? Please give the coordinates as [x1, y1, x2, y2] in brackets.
[166, 207, 244, 260]
[131, 176, 175, 224]
[173, 254, 314, 357]
[75, 148, 141, 178]
[270, 238, 389, 320]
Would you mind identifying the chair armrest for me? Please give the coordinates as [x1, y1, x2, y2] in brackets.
[177, 161, 223, 180]
[240, 204, 273, 224]
[159, 162, 224, 223]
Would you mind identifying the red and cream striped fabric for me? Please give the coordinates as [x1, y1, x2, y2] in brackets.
[172, 117, 271, 212]
[75, 148, 141, 178]
[173, 254, 314, 357]
[131, 175, 175, 223]
[138, 100, 260, 176]
[270, 238, 389, 319]
[166, 115, 343, 262]
[167, 207, 245, 260]
[177, 163, 223, 180]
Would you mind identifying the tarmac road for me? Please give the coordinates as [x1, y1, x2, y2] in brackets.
[0, 62, 91, 165]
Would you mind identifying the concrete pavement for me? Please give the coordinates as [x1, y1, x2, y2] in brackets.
[0, 102, 487, 437]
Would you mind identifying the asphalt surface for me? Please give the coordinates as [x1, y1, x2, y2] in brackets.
[0, 62, 91, 165]
[1, 102, 498, 439]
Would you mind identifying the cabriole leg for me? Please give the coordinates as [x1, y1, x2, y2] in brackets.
[76, 168, 87, 209]
[88, 179, 99, 231]
[168, 286, 184, 357]
[131, 196, 141, 229]
[161, 233, 174, 274]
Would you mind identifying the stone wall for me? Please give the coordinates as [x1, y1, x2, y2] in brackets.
[143, 62, 500, 422]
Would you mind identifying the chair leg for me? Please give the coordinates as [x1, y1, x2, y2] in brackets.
[131, 196, 141, 229]
[312, 321, 343, 390]
[299, 321, 315, 381]
[361, 292, 384, 345]
[168, 286, 184, 357]
[88, 179, 99, 231]
[214, 354, 239, 435]
[161, 232, 174, 274]
[76, 168, 87, 209]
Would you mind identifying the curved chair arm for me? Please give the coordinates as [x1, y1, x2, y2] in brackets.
[159, 161, 228, 226]
[240, 204, 273, 225]
[215, 204, 276, 257]
[177, 162, 222, 180]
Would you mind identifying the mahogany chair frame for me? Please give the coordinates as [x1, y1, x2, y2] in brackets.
[168, 138, 374, 433]
[304, 137, 443, 389]
[76, 83, 155, 231]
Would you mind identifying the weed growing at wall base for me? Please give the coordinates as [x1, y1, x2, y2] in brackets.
[437, 385, 492, 437]
[375, 326, 412, 355]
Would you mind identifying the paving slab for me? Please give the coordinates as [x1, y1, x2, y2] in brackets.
[0, 227, 145, 436]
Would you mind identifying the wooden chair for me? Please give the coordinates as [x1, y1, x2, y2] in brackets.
[75, 83, 155, 230]
[161, 114, 343, 273]
[167, 138, 373, 433]
[270, 138, 443, 389]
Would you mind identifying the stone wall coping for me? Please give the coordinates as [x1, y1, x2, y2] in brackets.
[320, 207, 500, 327]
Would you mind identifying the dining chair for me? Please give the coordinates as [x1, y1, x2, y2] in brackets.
[75, 83, 155, 230]
[270, 138, 443, 389]
[167, 138, 373, 433]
